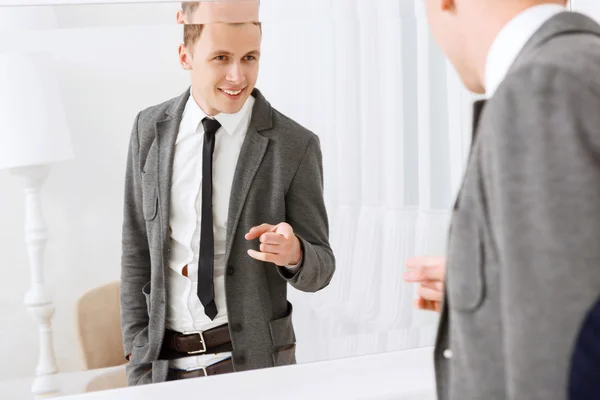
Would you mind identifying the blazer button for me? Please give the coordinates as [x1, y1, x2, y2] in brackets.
[234, 354, 246, 365]
[231, 323, 242, 332]
[443, 349, 453, 359]
[227, 266, 234, 276]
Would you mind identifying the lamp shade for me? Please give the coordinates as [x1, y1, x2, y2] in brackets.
[0, 52, 73, 170]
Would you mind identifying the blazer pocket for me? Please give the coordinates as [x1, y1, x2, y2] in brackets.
[142, 186, 158, 221]
[130, 328, 150, 364]
[269, 301, 297, 366]
[447, 210, 485, 312]
[272, 344, 297, 367]
[132, 326, 149, 350]
[141, 281, 151, 316]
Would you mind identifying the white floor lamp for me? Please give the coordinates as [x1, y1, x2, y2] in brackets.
[0, 52, 73, 398]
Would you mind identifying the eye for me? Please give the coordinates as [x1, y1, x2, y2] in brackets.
[215, 55, 227, 61]
[244, 55, 257, 61]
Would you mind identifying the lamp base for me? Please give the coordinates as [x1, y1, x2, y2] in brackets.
[10, 164, 61, 399]
[31, 374, 60, 399]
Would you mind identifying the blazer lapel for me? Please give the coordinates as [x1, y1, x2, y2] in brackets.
[225, 89, 272, 262]
[155, 90, 190, 243]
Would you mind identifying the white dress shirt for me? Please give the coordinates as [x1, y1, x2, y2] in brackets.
[485, 4, 566, 98]
[166, 91, 254, 371]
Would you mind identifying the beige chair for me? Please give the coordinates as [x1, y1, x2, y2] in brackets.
[76, 281, 127, 392]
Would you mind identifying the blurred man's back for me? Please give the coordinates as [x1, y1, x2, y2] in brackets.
[423, 1, 600, 399]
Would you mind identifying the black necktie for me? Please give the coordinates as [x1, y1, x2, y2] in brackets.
[198, 117, 221, 320]
[472, 99, 487, 139]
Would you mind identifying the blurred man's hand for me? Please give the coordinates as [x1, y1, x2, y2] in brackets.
[404, 256, 446, 312]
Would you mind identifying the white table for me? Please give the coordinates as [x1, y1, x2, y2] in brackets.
[0, 365, 126, 400]
[0, 347, 436, 400]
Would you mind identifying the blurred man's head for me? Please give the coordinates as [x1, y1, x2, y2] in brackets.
[424, 0, 567, 93]
[177, 1, 259, 24]
[178, 22, 262, 116]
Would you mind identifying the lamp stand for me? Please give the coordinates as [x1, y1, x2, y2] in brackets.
[10, 164, 60, 399]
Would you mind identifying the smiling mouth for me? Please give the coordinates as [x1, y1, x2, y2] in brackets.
[219, 88, 245, 97]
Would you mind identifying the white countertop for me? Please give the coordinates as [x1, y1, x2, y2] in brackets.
[0, 347, 436, 400]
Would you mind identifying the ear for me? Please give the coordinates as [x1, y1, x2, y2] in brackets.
[178, 44, 192, 71]
[176, 10, 185, 24]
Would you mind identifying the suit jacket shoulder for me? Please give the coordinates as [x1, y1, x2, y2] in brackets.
[271, 108, 317, 141]
[136, 94, 185, 134]
[504, 12, 600, 96]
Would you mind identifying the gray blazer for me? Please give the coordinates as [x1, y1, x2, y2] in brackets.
[435, 12, 600, 400]
[120, 88, 335, 386]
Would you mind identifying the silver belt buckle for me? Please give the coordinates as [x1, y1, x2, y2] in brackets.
[182, 330, 207, 354]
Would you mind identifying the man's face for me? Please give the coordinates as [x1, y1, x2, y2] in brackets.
[424, 0, 484, 93]
[180, 23, 261, 115]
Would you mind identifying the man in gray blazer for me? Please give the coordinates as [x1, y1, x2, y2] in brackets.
[120, 3, 335, 386]
[422, 0, 600, 398]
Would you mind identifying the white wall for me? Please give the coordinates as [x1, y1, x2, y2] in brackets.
[0, 0, 472, 382]
[572, 0, 600, 19]
[0, 7, 186, 378]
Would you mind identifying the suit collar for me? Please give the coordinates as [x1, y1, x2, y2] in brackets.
[484, 4, 565, 97]
[165, 89, 190, 120]
[519, 11, 600, 55]
[162, 87, 273, 132]
[509, 11, 600, 77]
[182, 89, 255, 136]
[247, 88, 273, 132]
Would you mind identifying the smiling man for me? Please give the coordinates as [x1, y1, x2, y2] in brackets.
[120, 1, 335, 386]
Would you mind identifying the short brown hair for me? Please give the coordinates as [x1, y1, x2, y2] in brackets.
[184, 23, 204, 48]
[184, 22, 262, 49]
[181, 1, 200, 16]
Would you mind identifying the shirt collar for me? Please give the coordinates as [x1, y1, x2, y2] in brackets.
[484, 4, 566, 98]
[184, 88, 254, 135]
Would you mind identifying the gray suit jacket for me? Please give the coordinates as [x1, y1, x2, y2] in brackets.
[120, 88, 335, 386]
[435, 12, 600, 400]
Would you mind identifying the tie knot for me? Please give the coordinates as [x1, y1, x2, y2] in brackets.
[202, 117, 222, 135]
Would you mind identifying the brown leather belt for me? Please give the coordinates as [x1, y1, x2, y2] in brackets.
[167, 358, 234, 381]
[159, 324, 233, 360]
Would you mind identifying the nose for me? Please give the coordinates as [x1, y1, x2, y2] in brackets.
[226, 62, 244, 84]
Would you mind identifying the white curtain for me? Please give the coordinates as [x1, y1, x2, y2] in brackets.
[257, 0, 475, 363]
